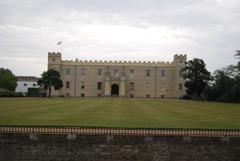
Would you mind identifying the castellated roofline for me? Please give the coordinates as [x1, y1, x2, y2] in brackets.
[48, 52, 61, 57]
[48, 52, 186, 66]
[62, 59, 172, 65]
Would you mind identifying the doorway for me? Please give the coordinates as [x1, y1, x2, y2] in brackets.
[111, 84, 119, 96]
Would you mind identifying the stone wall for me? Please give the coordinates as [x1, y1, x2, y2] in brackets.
[0, 133, 240, 161]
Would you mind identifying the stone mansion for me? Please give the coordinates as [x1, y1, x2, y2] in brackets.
[48, 52, 186, 98]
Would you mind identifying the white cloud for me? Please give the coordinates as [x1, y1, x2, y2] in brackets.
[0, 0, 240, 76]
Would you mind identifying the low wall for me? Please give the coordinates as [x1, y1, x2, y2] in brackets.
[1, 133, 240, 161]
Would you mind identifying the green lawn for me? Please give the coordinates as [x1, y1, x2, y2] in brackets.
[0, 98, 239, 129]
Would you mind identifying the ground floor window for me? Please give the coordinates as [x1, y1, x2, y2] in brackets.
[66, 81, 70, 88]
[97, 82, 102, 89]
[179, 83, 183, 90]
[81, 93, 85, 97]
[146, 94, 150, 98]
[161, 95, 165, 98]
[130, 94, 134, 98]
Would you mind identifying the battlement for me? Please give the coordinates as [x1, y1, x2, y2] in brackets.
[174, 54, 187, 60]
[61, 59, 175, 67]
[48, 52, 186, 67]
[48, 52, 61, 58]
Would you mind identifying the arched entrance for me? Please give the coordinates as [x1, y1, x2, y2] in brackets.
[111, 84, 119, 96]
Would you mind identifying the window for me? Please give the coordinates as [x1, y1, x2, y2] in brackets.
[24, 83, 27, 86]
[145, 82, 150, 89]
[81, 85, 85, 89]
[33, 84, 36, 87]
[130, 82, 134, 90]
[52, 58, 55, 62]
[161, 95, 165, 98]
[114, 69, 118, 74]
[130, 94, 134, 98]
[146, 94, 150, 98]
[81, 93, 85, 97]
[66, 81, 70, 88]
[130, 69, 134, 73]
[81, 68, 85, 76]
[97, 93, 101, 97]
[179, 70, 183, 77]
[179, 83, 183, 90]
[66, 93, 70, 97]
[98, 69, 102, 76]
[161, 70, 165, 77]
[97, 82, 102, 89]
[146, 70, 150, 77]
[66, 69, 70, 75]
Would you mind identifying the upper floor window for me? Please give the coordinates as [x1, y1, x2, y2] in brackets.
[66, 69, 70, 75]
[179, 83, 183, 90]
[179, 70, 183, 77]
[24, 83, 27, 86]
[161, 70, 165, 77]
[130, 82, 135, 90]
[98, 69, 102, 76]
[130, 69, 134, 74]
[52, 58, 55, 62]
[66, 81, 70, 89]
[81, 68, 85, 76]
[97, 82, 102, 89]
[146, 70, 150, 77]
[145, 82, 150, 89]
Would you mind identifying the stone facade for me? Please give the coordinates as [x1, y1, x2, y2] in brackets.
[1, 133, 240, 161]
[48, 52, 186, 98]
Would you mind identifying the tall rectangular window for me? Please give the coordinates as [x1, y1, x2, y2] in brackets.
[146, 70, 150, 77]
[130, 69, 134, 73]
[97, 82, 102, 89]
[98, 69, 102, 76]
[130, 82, 135, 90]
[81, 68, 85, 76]
[66, 69, 70, 75]
[66, 81, 70, 89]
[179, 70, 183, 77]
[161, 70, 165, 77]
[179, 83, 183, 90]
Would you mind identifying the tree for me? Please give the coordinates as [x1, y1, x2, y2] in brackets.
[0, 68, 17, 91]
[37, 69, 63, 97]
[183, 58, 212, 100]
[203, 52, 240, 103]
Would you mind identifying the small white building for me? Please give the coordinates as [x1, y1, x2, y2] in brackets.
[15, 76, 39, 95]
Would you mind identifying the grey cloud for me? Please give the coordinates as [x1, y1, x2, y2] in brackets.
[0, 0, 240, 76]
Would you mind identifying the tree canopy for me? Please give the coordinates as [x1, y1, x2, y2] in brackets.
[37, 69, 63, 97]
[0, 68, 17, 91]
[203, 51, 240, 103]
[183, 58, 212, 100]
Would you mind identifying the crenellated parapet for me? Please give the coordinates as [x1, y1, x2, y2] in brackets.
[48, 52, 186, 67]
[48, 52, 62, 58]
[61, 59, 174, 67]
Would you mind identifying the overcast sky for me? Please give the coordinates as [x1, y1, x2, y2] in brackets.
[0, 0, 239, 76]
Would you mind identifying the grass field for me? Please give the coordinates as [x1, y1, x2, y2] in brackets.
[0, 98, 239, 129]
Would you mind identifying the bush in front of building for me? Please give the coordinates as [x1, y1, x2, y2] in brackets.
[27, 88, 40, 97]
[0, 92, 23, 97]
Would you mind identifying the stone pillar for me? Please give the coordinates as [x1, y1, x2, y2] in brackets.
[104, 76, 110, 96]
[120, 76, 126, 97]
